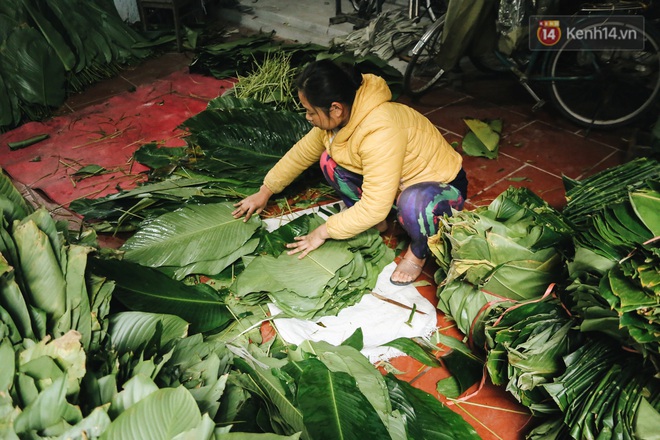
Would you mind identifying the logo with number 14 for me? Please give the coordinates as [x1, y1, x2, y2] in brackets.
[537, 20, 561, 46]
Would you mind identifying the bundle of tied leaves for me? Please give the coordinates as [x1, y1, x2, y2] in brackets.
[560, 160, 660, 366]
[562, 157, 659, 261]
[233, 213, 395, 319]
[428, 186, 574, 343]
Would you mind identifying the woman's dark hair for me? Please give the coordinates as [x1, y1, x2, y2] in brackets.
[295, 60, 362, 111]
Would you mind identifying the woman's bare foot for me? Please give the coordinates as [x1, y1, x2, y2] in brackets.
[390, 249, 426, 286]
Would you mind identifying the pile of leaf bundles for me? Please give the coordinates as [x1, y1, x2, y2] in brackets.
[483, 299, 584, 414]
[70, 95, 314, 232]
[0, 172, 103, 351]
[428, 186, 573, 340]
[0, 0, 151, 132]
[561, 157, 659, 261]
[527, 338, 660, 440]
[330, 9, 426, 60]
[119, 202, 262, 280]
[233, 214, 394, 319]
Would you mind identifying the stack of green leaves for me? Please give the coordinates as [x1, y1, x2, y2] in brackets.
[0, 172, 103, 351]
[598, 245, 660, 363]
[428, 186, 573, 339]
[233, 214, 394, 319]
[528, 338, 660, 440]
[225, 339, 481, 439]
[0, 0, 152, 132]
[483, 299, 583, 414]
[562, 158, 659, 261]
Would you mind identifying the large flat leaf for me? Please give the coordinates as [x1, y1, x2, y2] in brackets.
[101, 386, 201, 440]
[630, 189, 660, 237]
[20, 0, 76, 71]
[91, 258, 232, 334]
[294, 340, 392, 420]
[233, 357, 307, 436]
[0, 70, 20, 128]
[3, 27, 65, 106]
[108, 311, 189, 355]
[121, 203, 261, 276]
[13, 376, 67, 434]
[296, 359, 390, 440]
[12, 219, 66, 322]
[384, 373, 481, 440]
[0, 167, 33, 222]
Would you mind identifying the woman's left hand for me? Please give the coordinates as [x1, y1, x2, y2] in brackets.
[286, 224, 330, 259]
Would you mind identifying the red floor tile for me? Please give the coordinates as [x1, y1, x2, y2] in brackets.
[460, 153, 526, 203]
[470, 163, 567, 209]
[497, 121, 620, 179]
[424, 96, 536, 136]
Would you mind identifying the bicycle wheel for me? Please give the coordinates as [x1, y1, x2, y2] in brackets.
[403, 15, 447, 97]
[546, 21, 660, 129]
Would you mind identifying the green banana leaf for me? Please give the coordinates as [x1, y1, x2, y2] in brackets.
[121, 203, 262, 279]
[20, 0, 76, 72]
[108, 311, 189, 355]
[12, 219, 66, 323]
[89, 258, 233, 334]
[2, 27, 65, 106]
[384, 373, 481, 439]
[232, 357, 308, 437]
[102, 386, 202, 440]
[296, 358, 391, 439]
[291, 340, 393, 421]
[13, 376, 68, 434]
[0, 72, 20, 128]
[630, 188, 660, 237]
[0, 168, 33, 224]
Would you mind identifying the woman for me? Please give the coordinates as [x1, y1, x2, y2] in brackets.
[232, 60, 467, 286]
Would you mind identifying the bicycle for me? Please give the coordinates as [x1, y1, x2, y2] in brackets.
[402, 0, 660, 129]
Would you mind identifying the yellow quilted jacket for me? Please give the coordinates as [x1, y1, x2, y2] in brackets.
[263, 74, 463, 239]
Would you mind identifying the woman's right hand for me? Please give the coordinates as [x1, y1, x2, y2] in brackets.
[232, 185, 273, 221]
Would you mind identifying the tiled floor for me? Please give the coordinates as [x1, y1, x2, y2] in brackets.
[1, 7, 650, 439]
